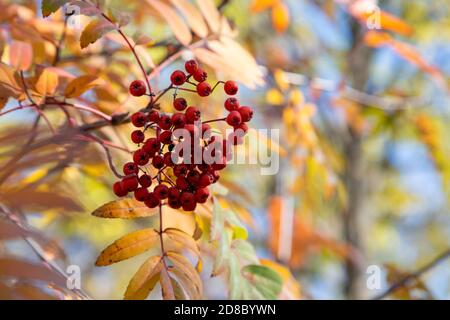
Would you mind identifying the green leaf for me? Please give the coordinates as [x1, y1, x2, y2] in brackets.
[80, 18, 116, 49]
[42, 0, 68, 17]
[242, 265, 283, 300]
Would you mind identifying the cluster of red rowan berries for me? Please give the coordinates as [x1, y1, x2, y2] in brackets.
[113, 60, 253, 211]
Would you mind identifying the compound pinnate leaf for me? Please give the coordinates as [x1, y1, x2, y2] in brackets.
[95, 228, 159, 266]
[167, 252, 202, 299]
[91, 198, 158, 219]
[124, 255, 162, 300]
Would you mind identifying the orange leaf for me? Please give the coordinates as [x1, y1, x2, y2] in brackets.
[271, 2, 289, 33]
[9, 40, 32, 71]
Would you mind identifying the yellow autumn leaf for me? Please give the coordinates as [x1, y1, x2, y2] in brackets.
[272, 2, 289, 33]
[91, 198, 158, 219]
[167, 251, 203, 299]
[164, 228, 200, 257]
[35, 68, 58, 96]
[266, 88, 284, 105]
[95, 228, 159, 266]
[64, 75, 102, 98]
[124, 255, 163, 300]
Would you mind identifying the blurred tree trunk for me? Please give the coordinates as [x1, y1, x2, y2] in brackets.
[343, 24, 373, 299]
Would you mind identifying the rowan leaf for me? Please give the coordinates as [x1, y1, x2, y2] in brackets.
[242, 264, 283, 299]
[195, 0, 221, 33]
[124, 255, 162, 300]
[170, 277, 187, 300]
[160, 266, 175, 300]
[167, 251, 202, 299]
[91, 198, 158, 219]
[0, 62, 22, 100]
[164, 228, 200, 257]
[95, 228, 159, 266]
[41, 0, 68, 17]
[146, 0, 192, 46]
[0, 258, 66, 286]
[9, 40, 33, 71]
[35, 68, 59, 96]
[64, 75, 102, 98]
[80, 18, 116, 49]
[171, 0, 209, 38]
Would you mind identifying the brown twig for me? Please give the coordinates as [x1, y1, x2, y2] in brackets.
[373, 248, 450, 300]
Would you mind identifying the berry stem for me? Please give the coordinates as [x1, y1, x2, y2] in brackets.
[211, 80, 225, 93]
[83, 134, 124, 179]
[203, 117, 227, 124]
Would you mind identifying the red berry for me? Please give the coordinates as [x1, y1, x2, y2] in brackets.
[195, 188, 209, 203]
[182, 201, 197, 211]
[144, 193, 160, 208]
[224, 97, 239, 111]
[187, 170, 200, 185]
[226, 111, 242, 126]
[134, 187, 149, 202]
[152, 155, 165, 169]
[170, 70, 187, 86]
[193, 68, 207, 82]
[168, 187, 180, 200]
[184, 124, 199, 137]
[154, 184, 169, 200]
[168, 199, 182, 209]
[147, 110, 160, 122]
[185, 106, 201, 124]
[131, 112, 147, 127]
[171, 113, 186, 128]
[238, 106, 253, 122]
[131, 130, 145, 144]
[143, 138, 160, 155]
[212, 157, 227, 171]
[185, 60, 198, 75]
[173, 97, 188, 111]
[196, 82, 211, 97]
[123, 162, 138, 175]
[158, 115, 172, 130]
[139, 174, 152, 188]
[176, 176, 189, 190]
[113, 181, 127, 197]
[198, 173, 213, 187]
[122, 176, 139, 192]
[134, 149, 150, 165]
[180, 192, 195, 206]
[234, 122, 248, 134]
[224, 80, 238, 95]
[129, 80, 146, 97]
[159, 130, 173, 145]
[174, 164, 188, 177]
[163, 152, 175, 167]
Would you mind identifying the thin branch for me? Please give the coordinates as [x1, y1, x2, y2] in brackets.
[373, 248, 450, 300]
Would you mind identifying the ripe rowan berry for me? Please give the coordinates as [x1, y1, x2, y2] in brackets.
[168, 187, 180, 200]
[226, 111, 242, 126]
[134, 187, 149, 202]
[113, 181, 127, 197]
[238, 106, 253, 122]
[180, 192, 195, 206]
[154, 184, 169, 200]
[170, 70, 187, 86]
[182, 201, 197, 211]
[185, 60, 198, 75]
[144, 193, 160, 208]
[174, 164, 188, 177]
[159, 130, 173, 145]
[195, 188, 209, 203]
[143, 138, 160, 155]
[171, 113, 186, 128]
[198, 173, 213, 187]
[123, 162, 138, 175]
[131, 130, 145, 144]
[152, 155, 164, 169]
[168, 199, 182, 209]
[193, 68, 207, 82]
[129, 80, 146, 97]
[163, 152, 175, 167]
[174, 97, 188, 112]
[187, 170, 200, 184]
[185, 106, 201, 123]
[131, 112, 147, 127]
[158, 115, 172, 130]
[196, 82, 211, 97]
[224, 81, 238, 95]
[212, 157, 227, 171]
[133, 149, 150, 166]
[139, 174, 152, 188]
[122, 176, 139, 192]
[234, 122, 248, 134]
[224, 97, 239, 111]
[147, 110, 160, 122]
[176, 176, 189, 190]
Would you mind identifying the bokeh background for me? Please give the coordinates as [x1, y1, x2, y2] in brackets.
[0, 0, 449, 300]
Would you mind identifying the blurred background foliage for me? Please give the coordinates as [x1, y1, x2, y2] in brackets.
[0, 0, 449, 299]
